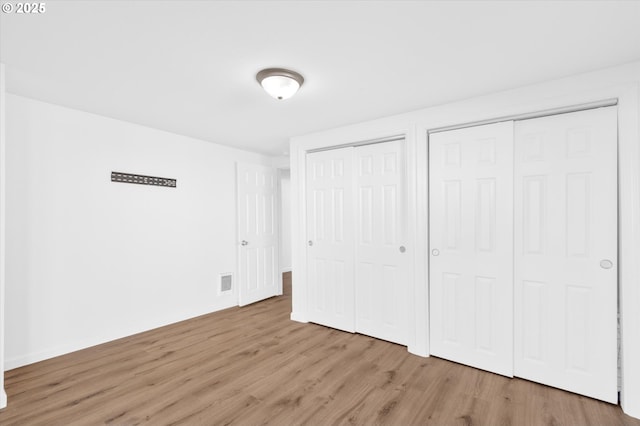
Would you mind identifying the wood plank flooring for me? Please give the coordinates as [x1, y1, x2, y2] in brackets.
[1, 271, 638, 425]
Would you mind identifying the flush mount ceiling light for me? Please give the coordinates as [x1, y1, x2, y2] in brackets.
[256, 68, 304, 100]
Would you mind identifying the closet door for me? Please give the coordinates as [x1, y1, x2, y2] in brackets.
[355, 140, 408, 345]
[306, 148, 355, 332]
[429, 122, 514, 377]
[514, 107, 618, 403]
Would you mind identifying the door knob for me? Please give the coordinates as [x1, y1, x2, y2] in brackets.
[241, 240, 248, 246]
[600, 259, 613, 269]
[399, 246, 406, 253]
[308, 240, 313, 246]
[432, 249, 440, 256]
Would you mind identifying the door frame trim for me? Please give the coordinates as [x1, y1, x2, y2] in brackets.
[307, 135, 405, 153]
[428, 98, 618, 135]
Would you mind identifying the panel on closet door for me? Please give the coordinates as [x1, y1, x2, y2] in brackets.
[306, 148, 355, 332]
[429, 121, 514, 377]
[514, 107, 618, 403]
[355, 140, 408, 345]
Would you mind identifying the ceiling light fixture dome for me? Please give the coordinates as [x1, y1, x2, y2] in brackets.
[256, 68, 304, 100]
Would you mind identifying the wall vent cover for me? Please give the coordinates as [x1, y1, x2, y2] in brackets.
[111, 171, 176, 188]
[220, 274, 233, 293]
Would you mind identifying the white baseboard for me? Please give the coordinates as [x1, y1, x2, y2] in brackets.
[0, 389, 6, 409]
[290, 312, 308, 323]
[408, 345, 429, 358]
[622, 401, 640, 421]
[5, 301, 237, 371]
[5, 343, 94, 370]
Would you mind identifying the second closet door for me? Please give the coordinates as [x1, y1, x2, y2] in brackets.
[306, 148, 355, 332]
[514, 107, 618, 403]
[355, 141, 408, 345]
[429, 122, 514, 377]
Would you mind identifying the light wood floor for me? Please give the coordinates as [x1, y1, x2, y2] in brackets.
[1, 272, 638, 425]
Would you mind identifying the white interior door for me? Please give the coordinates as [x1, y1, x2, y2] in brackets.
[514, 107, 618, 403]
[237, 163, 280, 306]
[306, 148, 355, 332]
[429, 121, 514, 377]
[355, 141, 408, 345]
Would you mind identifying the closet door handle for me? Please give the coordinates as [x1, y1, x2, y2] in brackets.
[308, 240, 314, 246]
[600, 259, 613, 269]
[432, 249, 440, 256]
[399, 246, 406, 253]
[241, 240, 248, 246]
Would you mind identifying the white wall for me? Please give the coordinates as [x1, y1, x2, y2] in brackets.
[0, 64, 8, 409]
[279, 169, 291, 272]
[290, 61, 640, 418]
[4, 94, 273, 369]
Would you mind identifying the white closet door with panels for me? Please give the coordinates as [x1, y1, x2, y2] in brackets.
[355, 141, 408, 345]
[514, 107, 618, 403]
[429, 122, 514, 377]
[237, 164, 280, 306]
[306, 148, 355, 332]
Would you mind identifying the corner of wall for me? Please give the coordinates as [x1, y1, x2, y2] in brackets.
[290, 312, 308, 323]
[0, 62, 7, 409]
[271, 155, 291, 170]
[407, 345, 429, 358]
[289, 144, 307, 322]
[618, 81, 640, 420]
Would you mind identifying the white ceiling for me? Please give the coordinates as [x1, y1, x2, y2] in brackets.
[2, 1, 640, 156]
